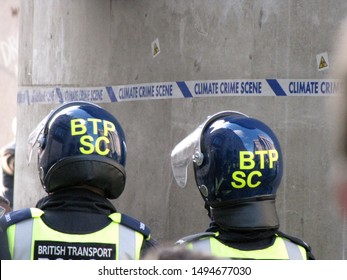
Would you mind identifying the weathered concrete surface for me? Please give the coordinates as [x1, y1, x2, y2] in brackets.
[0, 1, 19, 147]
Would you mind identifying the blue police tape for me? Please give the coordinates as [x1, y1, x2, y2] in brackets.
[105, 86, 118, 103]
[266, 79, 287, 96]
[17, 79, 341, 105]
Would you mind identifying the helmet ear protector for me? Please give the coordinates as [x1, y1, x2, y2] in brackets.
[171, 111, 248, 188]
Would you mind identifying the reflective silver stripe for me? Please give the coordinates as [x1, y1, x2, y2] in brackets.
[192, 238, 211, 253]
[283, 239, 303, 260]
[118, 224, 137, 260]
[14, 219, 34, 260]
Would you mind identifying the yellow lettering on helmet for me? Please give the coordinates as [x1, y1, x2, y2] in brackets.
[71, 118, 115, 156]
[71, 119, 87, 136]
[231, 171, 262, 189]
[239, 151, 255, 170]
[95, 136, 110, 156]
[103, 120, 116, 136]
[231, 171, 246, 188]
[247, 171, 262, 188]
[79, 135, 94, 154]
[254, 150, 267, 169]
[88, 118, 102, 135]
[268, 149, 278, 168]
[231, 149, 279, 189]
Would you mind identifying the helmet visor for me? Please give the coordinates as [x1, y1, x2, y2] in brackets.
[170, 125, 202, 188]
[171, 111, 248, 188]
[27, 112, 52, 164]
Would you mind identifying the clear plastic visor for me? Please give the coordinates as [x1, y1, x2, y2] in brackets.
[170, 125, 203, 188]
[27, 113, 52, 164]
[170, 111, 248, 188]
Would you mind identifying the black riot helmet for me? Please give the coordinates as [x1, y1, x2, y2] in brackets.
[28, 102, 127, 199]
[171, 111, 283, 207]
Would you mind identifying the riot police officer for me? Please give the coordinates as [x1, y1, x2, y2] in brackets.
[171, 111, 314, 259]
[0, 101, 157, 260]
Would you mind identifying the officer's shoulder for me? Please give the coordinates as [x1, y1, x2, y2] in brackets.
[0, 208, 37, 229]
[277, 231, 314, 256]
[176, 232, 216, 245]
[115, 213, 151, 238]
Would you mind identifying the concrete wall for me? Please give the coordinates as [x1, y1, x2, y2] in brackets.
[0, 1, 18, 147]
[15, 0, 347, 259]
[0, 1, 19, 198]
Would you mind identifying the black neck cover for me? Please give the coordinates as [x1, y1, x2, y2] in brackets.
[210, 195, 279, 231]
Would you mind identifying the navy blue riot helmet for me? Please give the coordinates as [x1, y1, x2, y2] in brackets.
[28, 102, 127, 199]
[171, 111, 283, 207]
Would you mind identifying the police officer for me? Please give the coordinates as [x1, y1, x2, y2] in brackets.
[171, 111, 314, 260]
[0, 101, 157, 260]
[0, 141, 15, 207]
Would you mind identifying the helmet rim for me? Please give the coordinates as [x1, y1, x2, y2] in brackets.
[42, 154, 126, 199]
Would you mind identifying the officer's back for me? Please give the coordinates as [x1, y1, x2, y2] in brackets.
[0, 102, 157, 260]
[171, 111, 315, 260]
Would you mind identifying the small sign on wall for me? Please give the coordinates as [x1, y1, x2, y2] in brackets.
[316, 52, 329, 71]
[151, 38, 160, 58]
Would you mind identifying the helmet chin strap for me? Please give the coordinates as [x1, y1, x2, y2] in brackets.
[209, 196, 280, 231]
